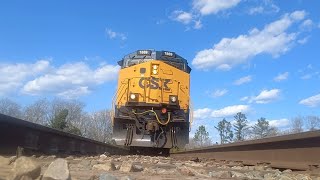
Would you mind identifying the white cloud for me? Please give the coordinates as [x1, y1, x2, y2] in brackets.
[192, 0, 241, 16]
[211, 105, 249, 118]
[234, 75, 252, 85]
[248, 6, 264, 15]
[106, 28, 127, 40]
[274, 72, 289, 82]
[210, 89, 228, 98]
[248, 0, 279, 15]
[0, 60, 50, 96]
[297, 36, 309, 44]
[194, 105, 250, 119]
[22, 62, 119, 98]
[300, 19, 313, 30]
[268, 118, 290, 128]
[170, 0, 241, 29]
[192, 11, 307, 70]
[299, 93, 320, 107]
[250, 89, 281, 104]
[57, 86, 91, 99]
[193, 108, 212, 119]
[171, 10, 193, 24]
[240, 96, 249, 101]
[194, 20, 203, 29]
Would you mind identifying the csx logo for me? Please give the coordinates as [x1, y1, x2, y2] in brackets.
[139, 77, 171, 90]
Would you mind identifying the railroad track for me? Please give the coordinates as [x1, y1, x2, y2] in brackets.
[0, 113, 128, 156]
[171, 130, 320, 170]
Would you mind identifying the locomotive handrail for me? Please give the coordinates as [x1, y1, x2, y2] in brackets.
[111, 82, 128, 125]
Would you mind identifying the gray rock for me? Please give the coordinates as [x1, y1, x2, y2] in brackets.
[245, 171, 264, 179]
[9, 156, 17, 165]
[99, 173, 117, 180]
[119, 161, 143, 172]
[11, 156, 41, 180]
[42, 158, 70, 180]
[264, 172, 278, 179]
[178, 166, 195, 176]
[0, 156, 10, 165]
[100, 154, 108, 159]
[278, 174, 294, 180]
[91, 160, 99, 166]
[283, 169, 292, 173]
[254, 165, 267, 171]
[93, 161, 116, 171]
[79, 159, 92, 170]
[120, 176, 135, 180]
[296, 174, 312, 180]
[231, 171, 247, 179]
[209, 171, 232, 178]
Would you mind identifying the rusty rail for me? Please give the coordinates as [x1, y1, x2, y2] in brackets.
[0, 114, 128, 156]
[171, 131, 320, 170]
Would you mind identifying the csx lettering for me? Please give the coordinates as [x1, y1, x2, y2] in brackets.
[139, 77, 171, 90]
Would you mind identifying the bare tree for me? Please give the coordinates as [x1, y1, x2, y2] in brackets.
[49, 98, 85, 128]
[23, 98, 49, 125]
[0, 98, 22, 118]
[290, 116, 304, 133]
[86, 109, 113, 143]
[306, 116, 320, 131]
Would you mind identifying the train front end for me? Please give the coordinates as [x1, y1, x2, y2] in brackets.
[112, 50, 192, 154]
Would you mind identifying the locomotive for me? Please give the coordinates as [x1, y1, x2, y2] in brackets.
[112, 50, 192, 154]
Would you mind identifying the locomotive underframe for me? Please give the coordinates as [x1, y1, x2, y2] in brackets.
[113, 104, 189, 149]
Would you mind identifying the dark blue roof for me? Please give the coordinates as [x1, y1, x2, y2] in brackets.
[119, 50, 191, 73]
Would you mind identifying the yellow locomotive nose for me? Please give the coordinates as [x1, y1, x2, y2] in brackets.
[112, 50, 192, 151]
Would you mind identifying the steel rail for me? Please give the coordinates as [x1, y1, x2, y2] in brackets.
[0, 114, 128, 156]
[171, 131, 320, 170]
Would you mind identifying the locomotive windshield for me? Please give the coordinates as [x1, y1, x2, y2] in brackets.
[118, 50, 191, 73]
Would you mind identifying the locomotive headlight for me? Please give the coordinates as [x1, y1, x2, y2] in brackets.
[169, 95, 178, 105]
[152, 64, 158, 69]
[152, 69, 158, 75]
[130, 93, 136, 100]
[171, 96, 177, 102]
[152, 64, 159, 75]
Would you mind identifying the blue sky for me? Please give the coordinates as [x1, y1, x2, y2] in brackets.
[1, 0, 319, 140]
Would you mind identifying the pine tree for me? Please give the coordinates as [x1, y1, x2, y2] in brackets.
[50, 109, 68, 130]
[193, 125, 211, 147]
[215, 118, 233, 144]
[252, 117, 272, 138]
[233, 112, 248, 141]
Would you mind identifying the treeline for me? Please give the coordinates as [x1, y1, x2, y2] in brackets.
[187, 112, 320, 149]
[0, 98, 113, 144]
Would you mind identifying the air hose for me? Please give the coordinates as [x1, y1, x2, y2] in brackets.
[132, 109, 171, 125]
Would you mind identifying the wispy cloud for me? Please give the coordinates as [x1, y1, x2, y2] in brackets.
[247, 0, 279, 15]
[299, 93, 320, 107]
[208, 89, 228, 98]
[169, 0, 241, 30]
[192, 11, 309, 70]
[274, 72, 289, 82]
[300, 19, 313, 31]
[171, 10, 193, 24]
[106, 28, 127, 40]
[192, 0, 241, 16]
[234, 75, 252, 85]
